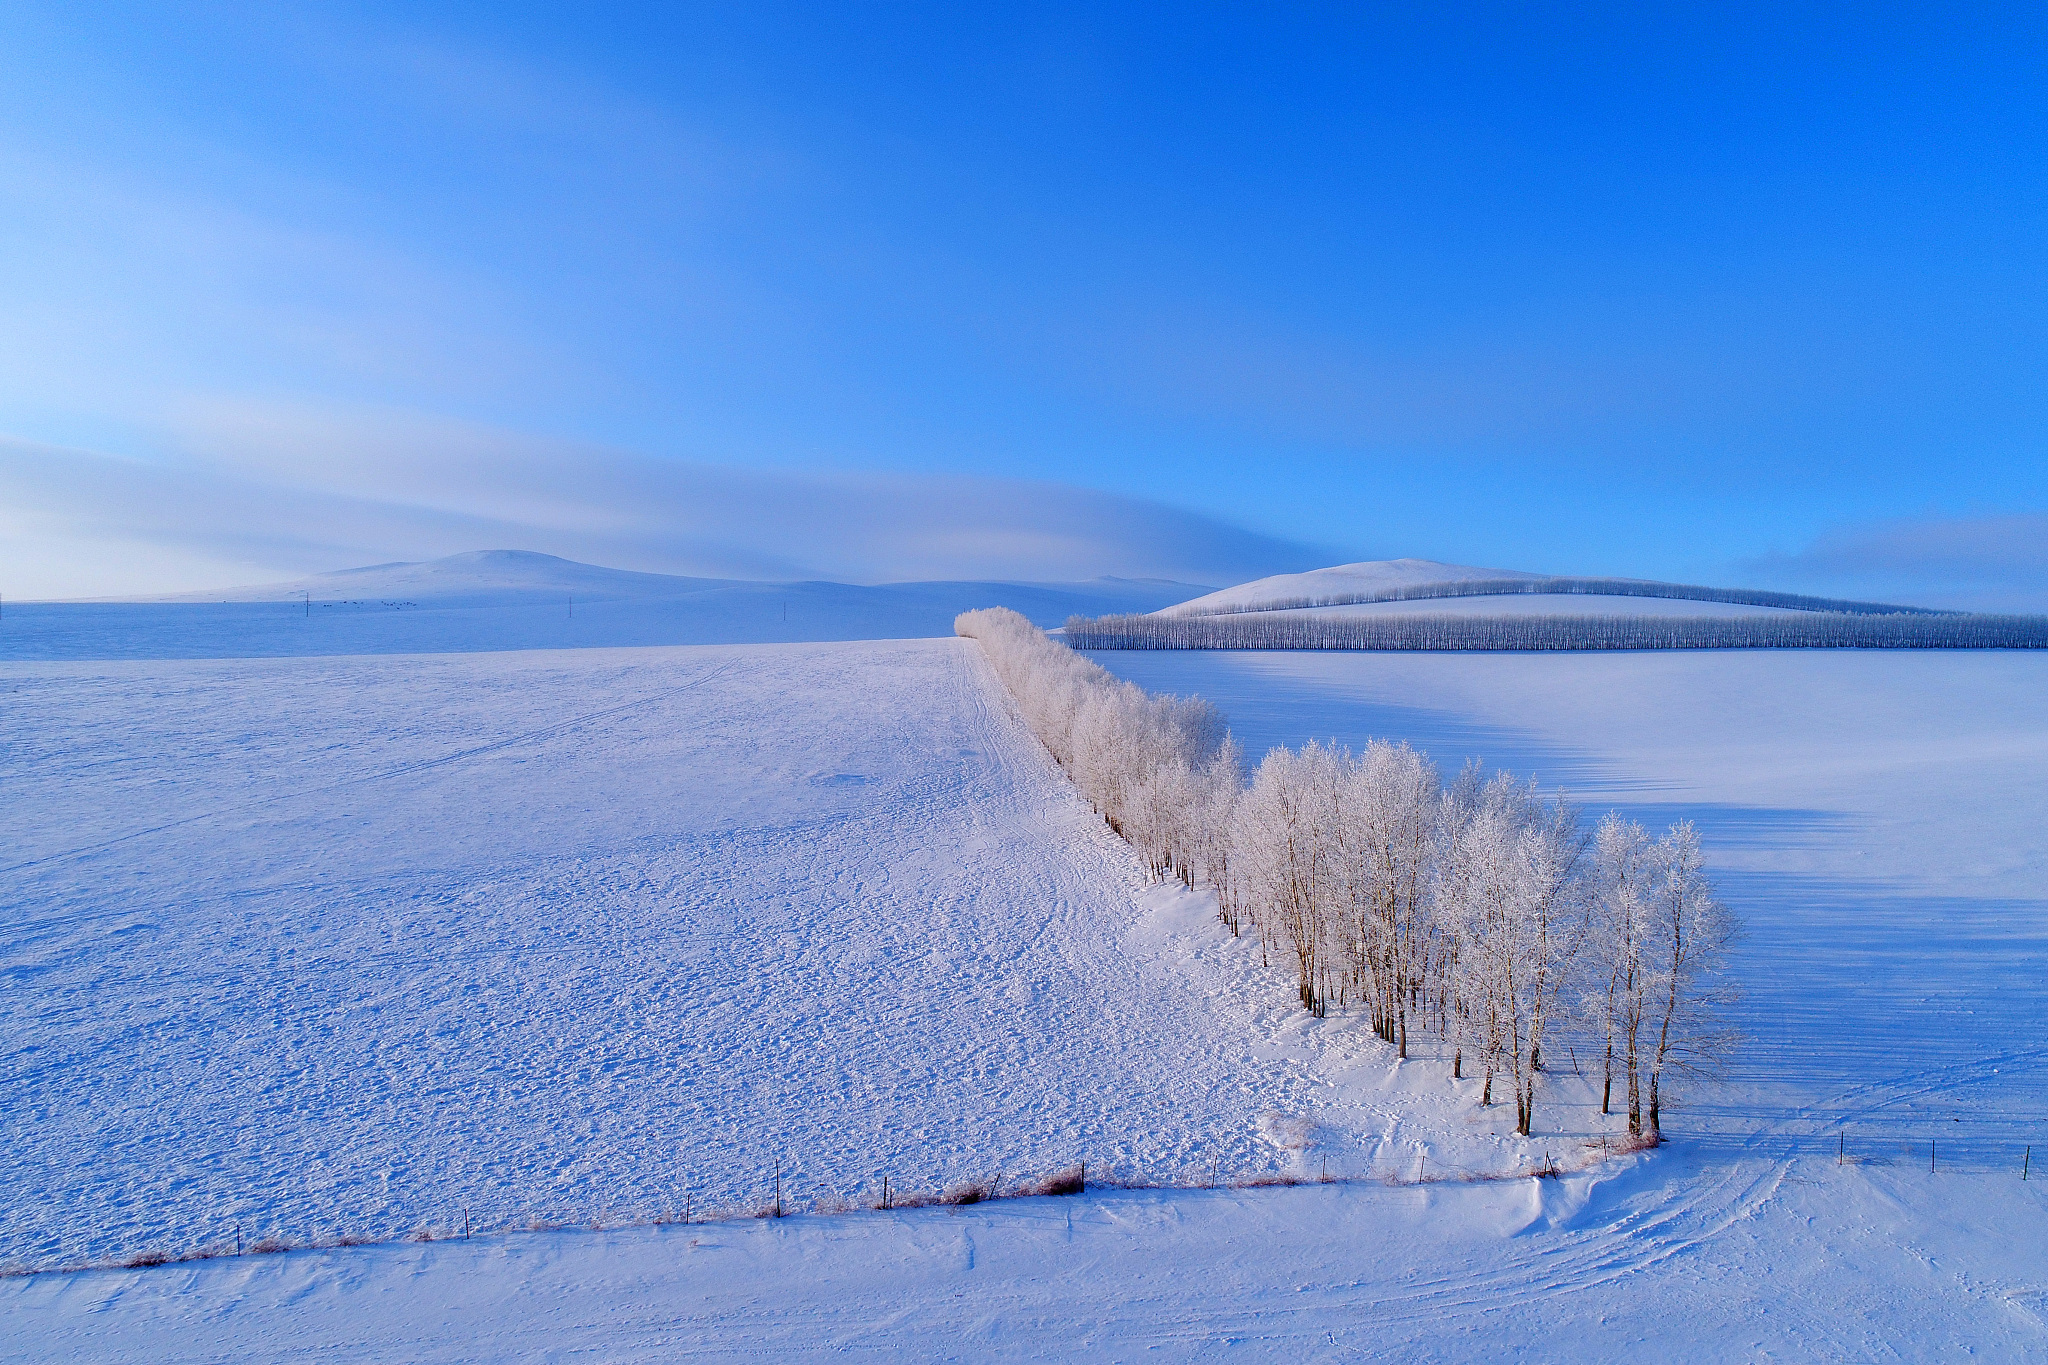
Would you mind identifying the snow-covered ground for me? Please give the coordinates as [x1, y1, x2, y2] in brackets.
[4, 639, 1452, 1272]
[7, 622, 2046, 1359]
[12, 1161, 2047, 1361]
[1092, 649, 2048, 1168]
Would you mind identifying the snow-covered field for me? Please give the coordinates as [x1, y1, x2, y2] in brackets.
[7, 619, 2048, 1359]
[5, 639, 1450, 1271]
[13, 1161, 2047, 1361]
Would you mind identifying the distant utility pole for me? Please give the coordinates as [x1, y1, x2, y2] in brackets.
[569, 593, 573, 619]
[304, 590, 310, 617]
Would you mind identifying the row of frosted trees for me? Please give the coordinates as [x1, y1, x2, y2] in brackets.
[958, 607, 1736, 1139]
[1062, 610, 2048, 651]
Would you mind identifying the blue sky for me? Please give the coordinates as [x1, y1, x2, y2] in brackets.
[3, 4, 2044, 602]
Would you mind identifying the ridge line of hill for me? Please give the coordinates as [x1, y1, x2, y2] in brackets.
[1166, 576, 1946, 619]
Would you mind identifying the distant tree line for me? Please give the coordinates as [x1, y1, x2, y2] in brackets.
[1064, 610, 2048, 651]
[958, 607, 1737, 1139]
[1167, 576, 1953, 618]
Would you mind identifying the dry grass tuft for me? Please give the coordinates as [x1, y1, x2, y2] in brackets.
[1014, 1165, 1086, 1197]
[1586, 1129, 1662, 1159]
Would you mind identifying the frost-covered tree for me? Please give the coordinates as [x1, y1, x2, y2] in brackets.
[958, 606, 1738, 1142]
[1393, 769, 1588, 1133]
[1503, 789, 1590, 1136]
[1582, 815, 1735, 1139]
[1643, 822, 1737, 1138]
[1431, 761, 1485, 1080]
[1192, 738, 1245, 914]
[1586, 813, 1654, 1125]
[1235, 743, 1343, 1013]
[956, 607, 1227, 890]
[1332, 740, 1440, 1056]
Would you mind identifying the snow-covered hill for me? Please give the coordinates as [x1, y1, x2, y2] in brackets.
[1208, 593, 1811, 621]
[126, 549, 1211, 612]
[3, 551, 1212, 660]
[1161, 558, 1547, 616]
[1158, 557, 1924, 621]
[139, 550, 734, 604]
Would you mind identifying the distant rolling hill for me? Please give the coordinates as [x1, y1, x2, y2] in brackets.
[1155, 558, 1940, 620]
[1068, 559, 2048, 650]
[4, 550, 1213, 661]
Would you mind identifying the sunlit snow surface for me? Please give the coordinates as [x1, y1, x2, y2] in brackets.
[12, 1167, 2048, 1361]
[1093, 650, 2048, 1165]
[4, 641, 1419, 1264]
[6, 633, 2048, 1360]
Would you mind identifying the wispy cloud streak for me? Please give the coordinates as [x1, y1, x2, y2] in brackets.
[1, 405, 1326, 598]
[1746, 511, 2048, 611]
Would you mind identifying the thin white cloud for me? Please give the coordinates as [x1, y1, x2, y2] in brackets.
[1745, 511, 2048, 612]
[0, 14, 804, 437]
[0, 405, 1326, 598]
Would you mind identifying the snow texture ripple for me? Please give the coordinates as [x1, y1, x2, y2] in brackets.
[3, 639, 1428, 1266]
